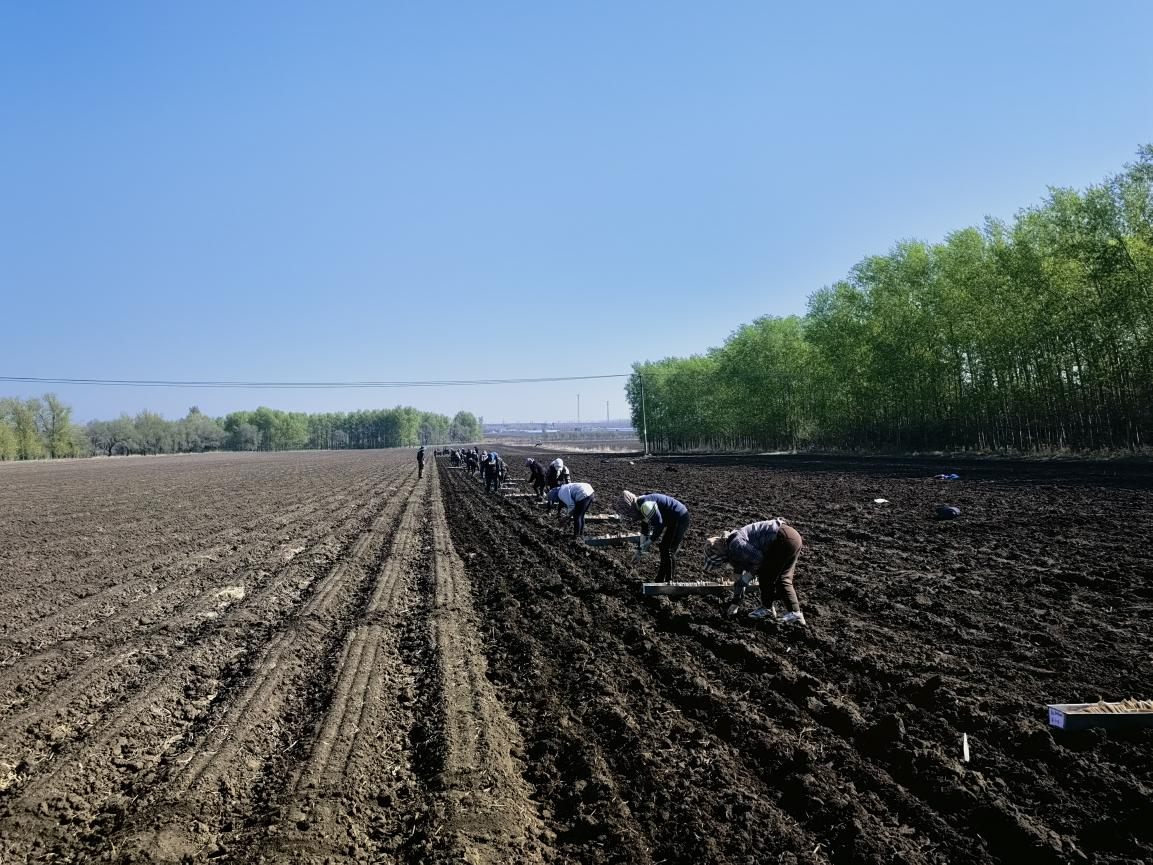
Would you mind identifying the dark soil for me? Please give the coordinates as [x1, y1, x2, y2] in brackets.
[1, 448, 1149, 864]
[439, 448, 1153, 864]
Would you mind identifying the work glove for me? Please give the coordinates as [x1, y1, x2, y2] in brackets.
[638, 536, 652, 553]
[730, 571, 754, 601]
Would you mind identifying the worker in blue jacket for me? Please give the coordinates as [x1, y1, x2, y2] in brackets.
[616, 490, 691, 583]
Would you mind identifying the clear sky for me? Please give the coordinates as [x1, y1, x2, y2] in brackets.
[2, 2, 1151, 424]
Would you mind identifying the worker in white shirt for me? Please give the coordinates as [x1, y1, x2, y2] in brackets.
[546, 482, 597, 538]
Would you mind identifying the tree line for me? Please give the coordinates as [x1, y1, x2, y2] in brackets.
[0, 397, 483, 460]
[627, 146, 1153, 453]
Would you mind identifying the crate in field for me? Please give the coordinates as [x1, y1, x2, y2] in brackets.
[583, 533, 643, 548]
[1048, 700, 1153, 731]
[641, 581, 735, 596]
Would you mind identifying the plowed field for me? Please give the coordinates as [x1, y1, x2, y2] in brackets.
[1, 449, 1151, 864]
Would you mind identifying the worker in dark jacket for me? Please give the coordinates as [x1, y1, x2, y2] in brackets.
[616, 490, 691, 583]
[526, 458, 547, 499]
[417, 445, 426, 479]
[704, 519, 806, 625]
[548, 482, 597, 538]
[545, 458, 571, 490]
[481, 452, 500, 493]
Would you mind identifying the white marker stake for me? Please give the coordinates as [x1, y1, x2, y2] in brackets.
[962, 733, 970, 763]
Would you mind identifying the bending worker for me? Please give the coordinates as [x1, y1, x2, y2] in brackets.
[547, 482, 596, 538]
[704, 518, 806, 625]
[616, 490, 691, 584]
[545, 458, 571, 490]
[526, 458, 548, 499]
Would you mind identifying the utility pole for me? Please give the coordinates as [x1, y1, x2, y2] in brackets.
[577, 394, 581, 425]
[639, 374, 649, 456]
[606, 401, 609, 424]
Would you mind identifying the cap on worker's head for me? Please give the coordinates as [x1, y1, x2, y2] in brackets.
[525, 458, 534, 465]
[703, 534, 732, 571]
[615, 490, 639, 518]
[547, 488, 561, 503]
[550, 458, 564, 470]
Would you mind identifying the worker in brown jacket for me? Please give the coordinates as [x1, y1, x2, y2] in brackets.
[704, 518, 805, 625]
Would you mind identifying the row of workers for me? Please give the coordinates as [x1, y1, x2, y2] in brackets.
[432, 449, 806, 626]
[538, 470, 806, 627]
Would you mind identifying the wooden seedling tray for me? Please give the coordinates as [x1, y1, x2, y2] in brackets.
[641, 581, 734, 596]
[1048, 702, 1153, 731]
[583, 534, 643, 548]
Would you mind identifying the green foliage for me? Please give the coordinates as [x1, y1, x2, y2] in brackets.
[449, 411, 483, 443]
[0, 420, 17, 460]
[5, 396, 470, 459]
[0, 397, 46, 459]
[420, 412, 450, 445]
[86, 415, 140, 456]
[134, 411, 174, 454]
[628, 146, 1153, 453]
[37, 394, 75, 457]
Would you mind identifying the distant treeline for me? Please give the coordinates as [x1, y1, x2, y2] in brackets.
[627, 146, 1153, 453]
[0, 397, 483, 459]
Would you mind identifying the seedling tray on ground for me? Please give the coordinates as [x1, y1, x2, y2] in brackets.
[641, 581, 735, 596]
[1048, 701, 1153, 731]
[584, 534, 643, 548]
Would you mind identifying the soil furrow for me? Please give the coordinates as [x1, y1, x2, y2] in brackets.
[0, 476, 398, 786]
[0, 459, 413, 862]
[425, 462, 552, 864]
[254, 467, 437, 864]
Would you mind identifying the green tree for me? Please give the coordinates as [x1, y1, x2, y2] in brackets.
[627, 145, 1153, 453]
[0, 420, 17, 460]
[0, 398, 46, 459]
[449, 411, 482, 442]
[37, 393, 75, 457]
[134, 411, 173, 454]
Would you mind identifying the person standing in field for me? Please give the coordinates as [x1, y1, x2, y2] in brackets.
[704, 519, 806, 625]
[547, 482, 597, 538]
[482, 451, 500, 494]
[545, 458, 571, 490]
[417, 445, 426, 479]
[525, 458, 548, 499]
[616, 490, 691, 583]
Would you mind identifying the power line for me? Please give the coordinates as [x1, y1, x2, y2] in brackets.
[0, 373, 630, 389]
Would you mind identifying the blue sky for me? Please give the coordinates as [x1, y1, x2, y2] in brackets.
[2, 2, 1151, 423]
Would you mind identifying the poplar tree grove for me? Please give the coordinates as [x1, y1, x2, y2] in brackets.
[628, 146, 1153, 453]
